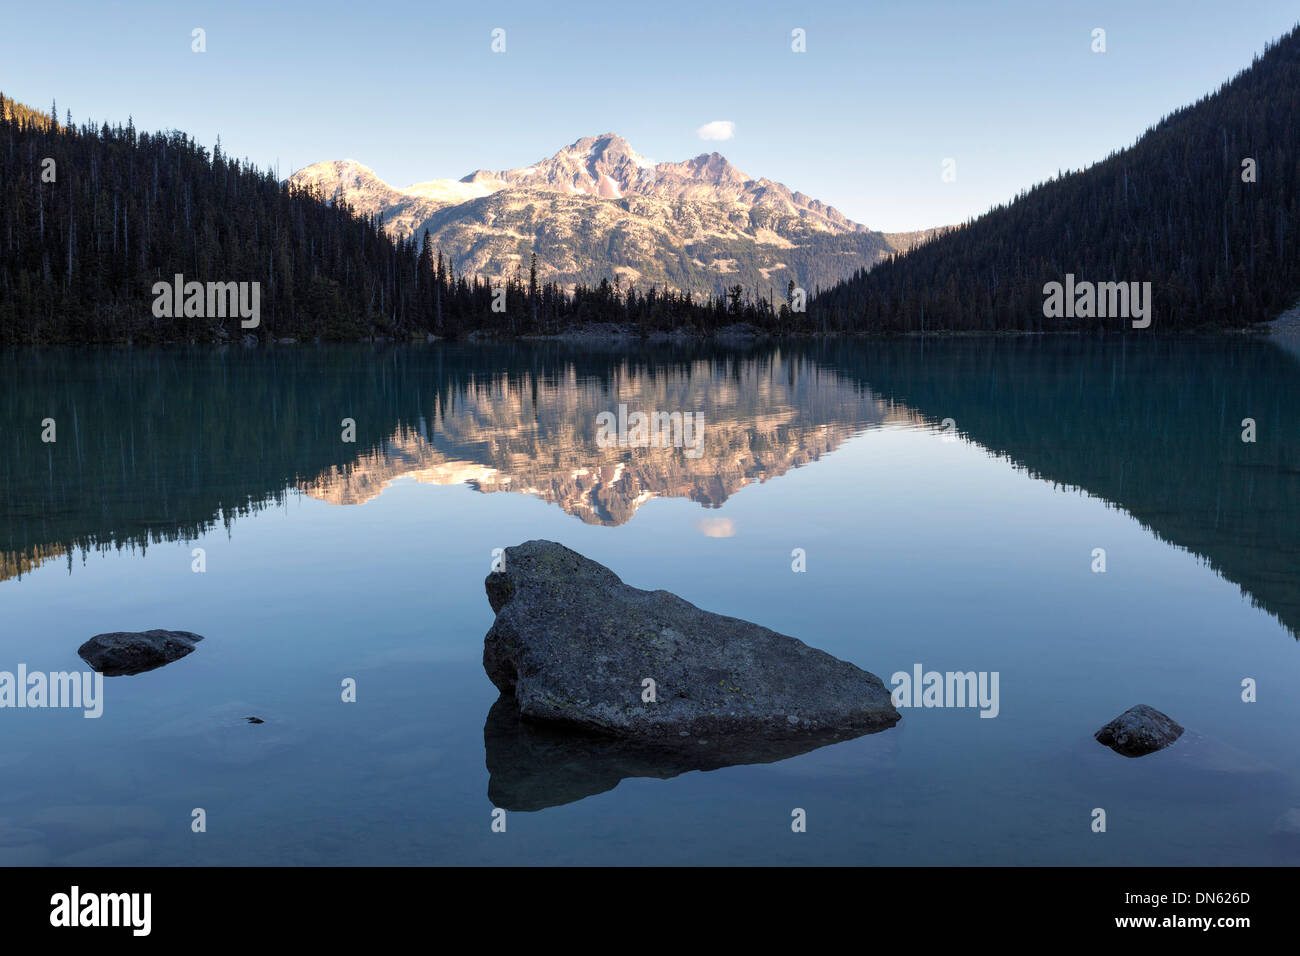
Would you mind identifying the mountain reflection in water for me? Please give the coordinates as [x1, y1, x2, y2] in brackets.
[3, 337, 1298, 637]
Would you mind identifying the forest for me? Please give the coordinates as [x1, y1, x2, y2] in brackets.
[814, 25, 1300, 332]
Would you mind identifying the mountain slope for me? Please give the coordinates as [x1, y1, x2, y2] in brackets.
[815, 24, 1300, 332]
[290, 134, 903, 297]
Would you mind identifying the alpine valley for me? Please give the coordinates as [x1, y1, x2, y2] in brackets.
[288, 133, 940, 299]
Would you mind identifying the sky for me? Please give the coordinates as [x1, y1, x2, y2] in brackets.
[1, 0, 1297, 232]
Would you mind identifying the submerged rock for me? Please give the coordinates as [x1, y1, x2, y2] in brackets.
[77, 629, 204, 676]
[1095, 704, 1185, 757]
[1273, 808, 1300, 839]
[141, 701, 301, 766]
[1063, 728, 1292, 805]
[482, 540, 899, 741]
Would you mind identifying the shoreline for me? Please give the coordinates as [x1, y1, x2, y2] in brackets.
[2, 322, 1289, 350]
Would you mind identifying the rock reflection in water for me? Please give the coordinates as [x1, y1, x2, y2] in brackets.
[483, 693, 892, 811]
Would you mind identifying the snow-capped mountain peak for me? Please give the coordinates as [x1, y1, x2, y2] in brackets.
[286, 134, 911, 298]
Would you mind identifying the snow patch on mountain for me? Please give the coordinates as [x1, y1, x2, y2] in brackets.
[285, 132, 915, 297]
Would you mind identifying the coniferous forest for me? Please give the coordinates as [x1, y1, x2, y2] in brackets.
[2, 23, 1300, 343]
[816, 26, 1300, 333]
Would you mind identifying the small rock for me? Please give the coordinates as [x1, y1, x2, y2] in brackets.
[140, 701, 300, 766]
[1095, 704, 1184, 757]
[77, 629, 204, 677]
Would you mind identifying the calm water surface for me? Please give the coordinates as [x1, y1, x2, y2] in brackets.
[2, 337, 1298, 865]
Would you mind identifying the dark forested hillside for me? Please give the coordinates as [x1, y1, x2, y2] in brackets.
[815, 25, 1300, 333]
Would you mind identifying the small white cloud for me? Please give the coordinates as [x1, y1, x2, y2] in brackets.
[696, 517, 735, 538]
[696, 120, 735, 142]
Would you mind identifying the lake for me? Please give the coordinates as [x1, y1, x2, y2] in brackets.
[2, 336, 1298, 865]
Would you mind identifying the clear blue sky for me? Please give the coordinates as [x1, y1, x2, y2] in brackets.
[2, 0, 1296, 231]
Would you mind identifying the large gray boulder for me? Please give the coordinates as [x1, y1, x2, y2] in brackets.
[1095, 704, 1184, 757]
[77, 629, 204, 676]
[483, 540, 900, 740]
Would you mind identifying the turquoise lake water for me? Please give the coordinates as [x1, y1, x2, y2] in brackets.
[1, 337, 1298, 865]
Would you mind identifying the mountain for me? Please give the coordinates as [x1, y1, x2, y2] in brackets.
[10, 340, 1300, 644]
[299, 353, 921, 524]
[815, 24, 1300, 332]
[289, 134, 914, 298]
[0, 345, 919, 585]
